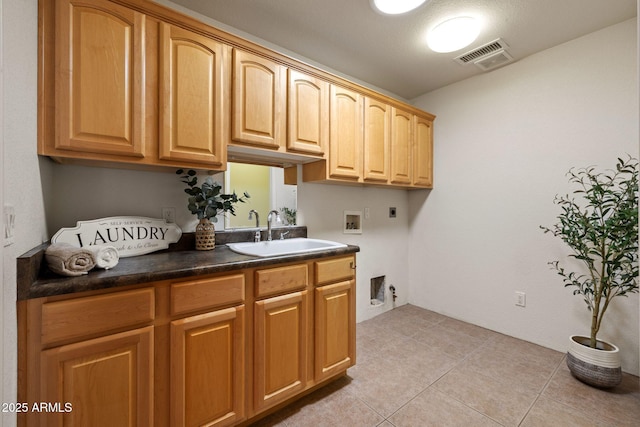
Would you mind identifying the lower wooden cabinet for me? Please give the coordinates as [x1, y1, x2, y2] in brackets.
[170, 306, 245, 427]
[254, 291, 308, 411]
[315, 280, 356, 381]
[19, 255, 356, 427]
[40, 326, 154, 427]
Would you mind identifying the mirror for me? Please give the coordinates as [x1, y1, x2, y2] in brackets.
[224, 163, 297, 229]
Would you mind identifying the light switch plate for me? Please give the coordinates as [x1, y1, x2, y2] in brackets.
[4, 204, 15, 246]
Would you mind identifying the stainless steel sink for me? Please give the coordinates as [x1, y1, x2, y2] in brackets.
[227, 238, 347, 257]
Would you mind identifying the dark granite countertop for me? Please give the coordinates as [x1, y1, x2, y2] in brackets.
[17, 227, 359, 300]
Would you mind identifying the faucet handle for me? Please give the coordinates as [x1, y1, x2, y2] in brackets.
[280, 231, 290, 240]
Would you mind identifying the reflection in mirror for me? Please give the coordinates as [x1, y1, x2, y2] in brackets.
[224, 163, 297, 229]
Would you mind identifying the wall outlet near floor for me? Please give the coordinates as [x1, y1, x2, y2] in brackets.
[162, 207, 176, 223]
[515, 291, 526, 307]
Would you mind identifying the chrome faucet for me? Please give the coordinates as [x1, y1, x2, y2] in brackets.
[267, 210, 281, 241]
[248, 210, 261, 242]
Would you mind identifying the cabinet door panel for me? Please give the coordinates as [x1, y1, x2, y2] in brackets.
[171, 306, 245, 427]
[363, 98, 390, 182]
[288, 70, 328, 155]
[40, 326, 153, 427]
[315, 281, 355, 381]
[413, 116, 434, 188]
[55, 0, 145, 157]
[159, 23, 228, 167]
[254, 291, 308, 411]
[390, 107, 413, 185]
[232, 50, 286, 149]
[329, 85, 363, 180]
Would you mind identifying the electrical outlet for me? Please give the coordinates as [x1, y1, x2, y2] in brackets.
[515, 291, 526, 307]
[389, 207, 397, 218]
[162, 207, 176, 223]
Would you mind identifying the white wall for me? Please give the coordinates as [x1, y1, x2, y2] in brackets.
[2, 1, 49, 425]
[409, 18, 639, 375]
[46, 164, 223, 234]
[297, 178, 410, 322]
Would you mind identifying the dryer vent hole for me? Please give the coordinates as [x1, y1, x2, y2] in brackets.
[370, 276, 385, 306]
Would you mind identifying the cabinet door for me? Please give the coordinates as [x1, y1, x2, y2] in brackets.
[329, 85, 363, 180]
[363, 98, 390, 182]
[159, 23, 228, 168]
[55, 0, 145, 158]
[232, 49, 286, 149]
[254, 291, 308, 411]
[315, 281, 355, 381]
[287, 70, 328, 155]
[40, 326, 153, 427]
[171, 306, 245, 427]
[413, 115, 434, 188]
[389, 107, 413, 185]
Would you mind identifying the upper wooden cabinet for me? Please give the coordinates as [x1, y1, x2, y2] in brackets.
[39, 0, 434, 185]
[363, 98, 390, 183]
[287, 70, 329, 156]
[39, 0, 229, 171]
[53, 0, 146, 158]
[231, 49, 286, 149]
[158, 23, 229, 168]
[389, 107, 413, 185]
[413, 115, 434, 187]
[328, 85, 363, 180]
[303, 93, 434, 189]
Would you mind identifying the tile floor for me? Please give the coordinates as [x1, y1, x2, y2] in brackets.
[252, 304, 640, 426]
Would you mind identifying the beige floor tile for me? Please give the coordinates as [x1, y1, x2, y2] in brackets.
[543, 362, 640, 426]
[255, 376, 383, 427]
[389, 388, 502, 427]
[486, 334, 564, 362]
[394, 304, 448, 324]
[462, 343, 563, 393]
[377, 335, 458, 385]
[438, 317, 501, 341]
[374, 310, 437, 338]
[521, 396, 619, 427]
[434, 365, 539, 426]
[346, 352, 431, 418]
[411, 323, 486, 360]
[356, 322, 407, 362]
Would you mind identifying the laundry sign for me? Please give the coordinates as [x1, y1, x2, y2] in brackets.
[51, 216, 182, 257]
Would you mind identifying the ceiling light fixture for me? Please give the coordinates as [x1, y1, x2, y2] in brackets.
[427, 16, 481, 53]
[370, 0, 427, 15]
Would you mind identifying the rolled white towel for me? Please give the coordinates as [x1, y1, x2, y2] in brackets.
[86, 245, 120, 270]
[45, 243, 96, 276]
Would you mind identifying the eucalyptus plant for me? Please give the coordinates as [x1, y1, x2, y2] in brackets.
[280, 206, 297, 225]
[177, 169, 250, 221]
[541, 156, 638, 349]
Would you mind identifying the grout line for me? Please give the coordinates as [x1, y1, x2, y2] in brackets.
[515, 352, 566, 426]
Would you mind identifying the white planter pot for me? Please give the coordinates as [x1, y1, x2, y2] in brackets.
[567, 335, 622, 388]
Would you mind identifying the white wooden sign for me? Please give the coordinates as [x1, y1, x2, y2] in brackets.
[51, 216, 183, 258]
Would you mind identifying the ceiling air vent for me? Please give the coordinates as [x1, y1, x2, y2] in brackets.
[454, 38, 514, 71]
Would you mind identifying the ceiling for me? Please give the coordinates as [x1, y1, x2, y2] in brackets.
[168, 0, 637, 100]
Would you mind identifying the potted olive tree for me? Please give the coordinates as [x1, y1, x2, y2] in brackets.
[177, 169, 250, 250]
[541, 156, 638, 387]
